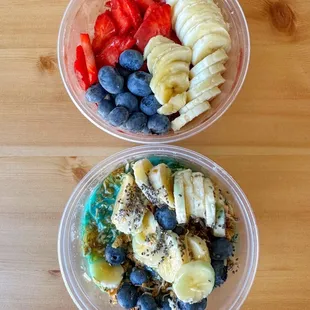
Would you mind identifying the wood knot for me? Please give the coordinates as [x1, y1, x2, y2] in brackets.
[48, 269, 61, 276]
[37, 54, 57, 73]
[268, 1, 296, 35]
[72, 166, 89, 182]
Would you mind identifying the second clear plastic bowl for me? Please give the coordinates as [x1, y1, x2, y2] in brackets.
[58, 145, 259, 310]
[58, 0, 250, 143]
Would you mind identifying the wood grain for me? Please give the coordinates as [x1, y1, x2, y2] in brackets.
[1, 0, 310, 309]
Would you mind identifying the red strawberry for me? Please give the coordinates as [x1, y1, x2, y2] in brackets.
[96, 36, 136, 68]
[80, 33, 98, 85]
[134, 3, 172, 51]
[74, 45, 90, 90]
[92, 12, 116, 54]
[133, 0, 154, 15]
[121, 0, 142, 30]
[110, 0, 131, 35]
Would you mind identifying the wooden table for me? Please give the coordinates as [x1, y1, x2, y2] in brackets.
[1, 0, 310, 309]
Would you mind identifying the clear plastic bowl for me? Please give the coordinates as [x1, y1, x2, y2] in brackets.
[58, 145, 259, 310]
[58, 0, 250, 144]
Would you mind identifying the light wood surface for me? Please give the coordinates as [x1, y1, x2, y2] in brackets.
[1, 0, 310, 309]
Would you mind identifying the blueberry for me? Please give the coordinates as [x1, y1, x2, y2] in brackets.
[140, 95, 161, 116]
[148, 114, 171, 134]
[85, 83, 107, 103]
[98, 66, 124, 94]
[145, 266, 160, 280]
[126, 112, 148, 133]
[161, 296, 174, 310]
[211, 260, 228, 288]
[130, 267, 149, 286]
[105, 245, 126, 265]
[119, 49, 144, 71]
[137, 293, 158, 310]
[142, 125, 151, 134]
[97, 99, 115, 119]
[173, 225, 186, 236]
[115, 92, 139, 113]
[177, 299, 208, 310]
[117, 283, 139, 309]
[127, 72, 152, 97]
[155, 206, 177, 231]
[108, 107, 129, 127]
[116, 64, 132, 77]
[210, 238, 233, 260]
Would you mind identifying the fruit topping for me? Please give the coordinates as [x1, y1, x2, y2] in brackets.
[80, 33, 98, 85]
[85, 83, 107, 103]
[127, 71, 152, 97]
[74, 45, 90, 90]
[125, 112, 148, 132]
[119, 49, 144, 71]
[105, 245, 127, 265]
[117, 283, 139, 309]
[130, 267, 150, 286]
[98, 66, 124, 94]
[115, 92, 139, 113]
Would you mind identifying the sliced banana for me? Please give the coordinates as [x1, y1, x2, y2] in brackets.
[157, 232, 189, 283]
[187, 74, 225, 101]
[111, 174, 146, 234]
[148, 164, 175, 208]
[191, 172, 205, 219]
[212, 188, 226, 237]
[157, 92, 187, 115]
[133, 159, 163, 207]
[172, 260, 215, 303]
[204, 178, 216, 228]
[144, 35, 173, 59]
[192, 33, 231, 65]
[178, 13, 228, 40]
[89, 258, 124, 289]
[147, 43, 178, 73]
[152, 61, 190, 91]
[173, 170, 188, 224]
[180, 87, 220, 114]
[181, 169, 195, 217]
[190, 63, 226, 88]
[171, 102, 211, 131]
[186, 234, 211, 262]
[183, 22, 230, 48]
[190, 49, 228, 78]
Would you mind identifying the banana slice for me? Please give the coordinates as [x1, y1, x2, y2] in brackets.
[89, 258, 123, 289]
[144, 35, 173, 59]
[157, 232, 189, 283]
[132, 232, 166, 268]
[178, 13, 228, 40]
[180, 87, 221, 114]
[187, 74, 225, 101]
[147, 43, 178, 73]
[152, 61, 190, 91]
[183, 22, 230, 48]
[174, 170, 188, 224]
[133, 159, 163, 207]
[111, 174, 146, 234]
[190, 49, 228, 78]
[172, 260, 215, 303]
[171, 102, 211, 131]
[152, 72, 189, 105]
[192, 34, 231, 65]
[190, 63, 226, 88]
[180, 169, 195, 218]
[212, 188, 226, 237]
[191, 172, 205, 219]
[152, 46, 192, 76]
[157, 93, 187, 115]
[204, 178, 216, 228]
[148, 164, 175, 208]
[186, 234, 211, 262]
[173, 1, 221, 26]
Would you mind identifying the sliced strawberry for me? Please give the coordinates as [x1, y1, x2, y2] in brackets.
[80, 33, 98, 85]
[74, 45, 90, 90]
[170, 30, 182, 45]
[121, 0, 142, 30]
[133, 0, 154, 15]
[96, 36, 136, 67]
[110, 0, 131, 35]
[134, 3, 172, 51]
[92, 12, 116, 54]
